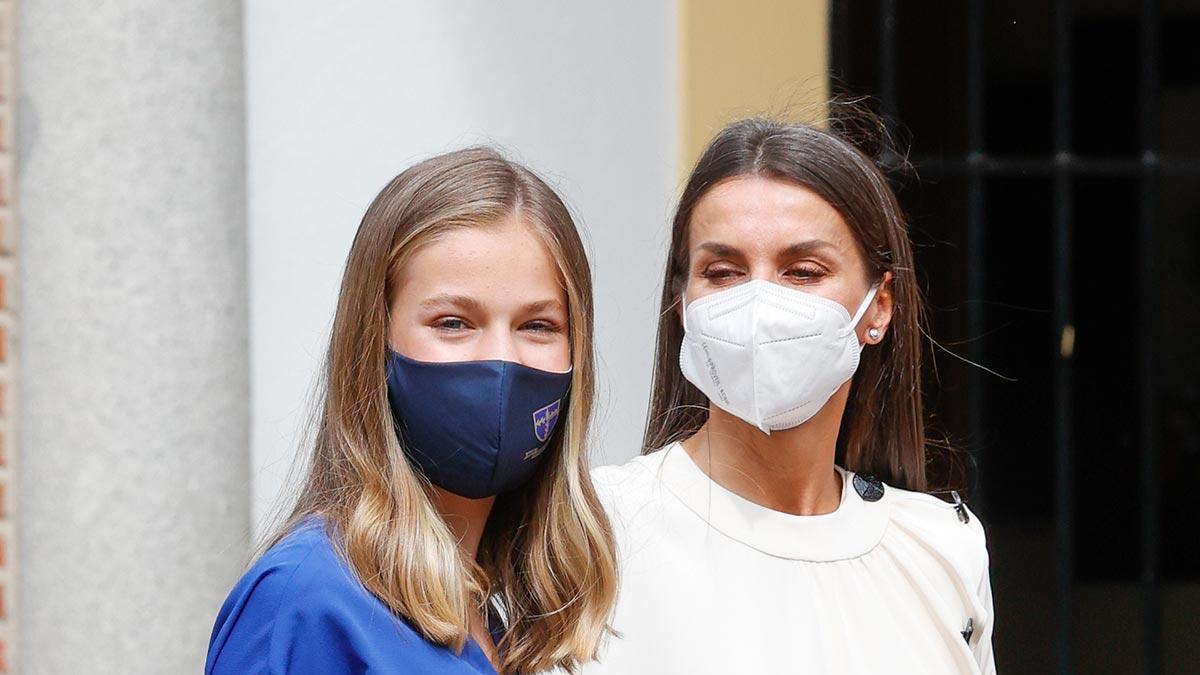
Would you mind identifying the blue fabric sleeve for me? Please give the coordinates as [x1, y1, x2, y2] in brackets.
[206, 518, 497, 675]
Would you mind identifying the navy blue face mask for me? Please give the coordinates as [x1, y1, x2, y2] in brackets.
[385, 350, 572, 499]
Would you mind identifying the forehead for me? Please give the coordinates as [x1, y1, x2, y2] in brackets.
[398, 219, 564, 299]
[688, 176, 854, 252]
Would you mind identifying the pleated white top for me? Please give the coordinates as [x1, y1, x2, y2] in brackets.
[580, 443, 996, 675]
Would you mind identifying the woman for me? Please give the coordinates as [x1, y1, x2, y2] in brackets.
[206, 148, 618, 674]
[584, 118, 996, 674]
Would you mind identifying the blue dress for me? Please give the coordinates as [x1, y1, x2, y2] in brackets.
[206, 514, 499, 674]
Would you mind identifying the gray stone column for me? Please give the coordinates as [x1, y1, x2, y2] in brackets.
[15, 1, 249, 672]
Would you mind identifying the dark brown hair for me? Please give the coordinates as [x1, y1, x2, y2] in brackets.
[643, 117, 931, 491]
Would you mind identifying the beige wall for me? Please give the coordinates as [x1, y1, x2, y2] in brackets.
[678, 0, 829, 173]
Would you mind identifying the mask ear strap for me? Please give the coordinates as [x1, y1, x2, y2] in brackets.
[680, 287, 690, 333]
[849, 283, 880, 328]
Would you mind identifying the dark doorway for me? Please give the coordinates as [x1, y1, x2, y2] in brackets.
[831, 1, 1200, 673]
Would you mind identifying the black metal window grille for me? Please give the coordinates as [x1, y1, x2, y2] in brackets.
[832, 1, 1200, 673]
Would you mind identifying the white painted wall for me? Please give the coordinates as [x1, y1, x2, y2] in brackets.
[245, 1, 679, 534]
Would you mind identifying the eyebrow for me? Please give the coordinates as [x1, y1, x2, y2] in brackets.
[419, 294, 564, 315]
[419, 294, 486, 314]
[780, 240, 838, 256]
[695, 239, 838, 258]
[521, 299, 566, 314]
[696, 242, 742, 257]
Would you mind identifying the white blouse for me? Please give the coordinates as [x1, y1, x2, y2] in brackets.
[580, 443, 996, 675]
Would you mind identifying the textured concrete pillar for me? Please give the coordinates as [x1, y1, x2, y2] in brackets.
[15, 1, 249, 672]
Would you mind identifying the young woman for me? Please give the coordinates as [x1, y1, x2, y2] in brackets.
[206, 148, 618, 674]
[583, 118, 997, 674]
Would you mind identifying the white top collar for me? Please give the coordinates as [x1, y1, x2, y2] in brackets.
[654, 442, 891, 562]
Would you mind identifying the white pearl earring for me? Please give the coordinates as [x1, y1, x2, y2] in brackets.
[867, 328, 881, 341]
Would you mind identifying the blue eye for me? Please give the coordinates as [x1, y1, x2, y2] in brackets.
[523, 321, 561, 334]
[433, 317, 469, 331]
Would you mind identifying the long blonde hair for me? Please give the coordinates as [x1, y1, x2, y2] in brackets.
[262, 147, 617, 673]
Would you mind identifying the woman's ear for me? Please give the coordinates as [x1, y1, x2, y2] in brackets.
[863, 270, 895, 344]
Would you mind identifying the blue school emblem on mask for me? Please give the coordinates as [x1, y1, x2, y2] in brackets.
[533, 399, 562, 444]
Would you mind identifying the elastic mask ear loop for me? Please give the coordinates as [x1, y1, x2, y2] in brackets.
[848, 283, 880, 336]
[680, 287, 691, 333]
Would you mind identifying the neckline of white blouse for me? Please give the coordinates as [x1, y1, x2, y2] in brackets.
[654, 442, 891, 562]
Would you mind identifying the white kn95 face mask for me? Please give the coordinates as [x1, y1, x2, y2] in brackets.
[679, 279, 879, 433]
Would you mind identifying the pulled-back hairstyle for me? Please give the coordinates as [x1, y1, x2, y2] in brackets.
[644, 117, 931, 491]
[262, 147, 617, 673]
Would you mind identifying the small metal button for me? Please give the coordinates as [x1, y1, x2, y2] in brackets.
[852, 473, 885, 502]
[962, 617, 974, 643]
[951, 490, 971, 524]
